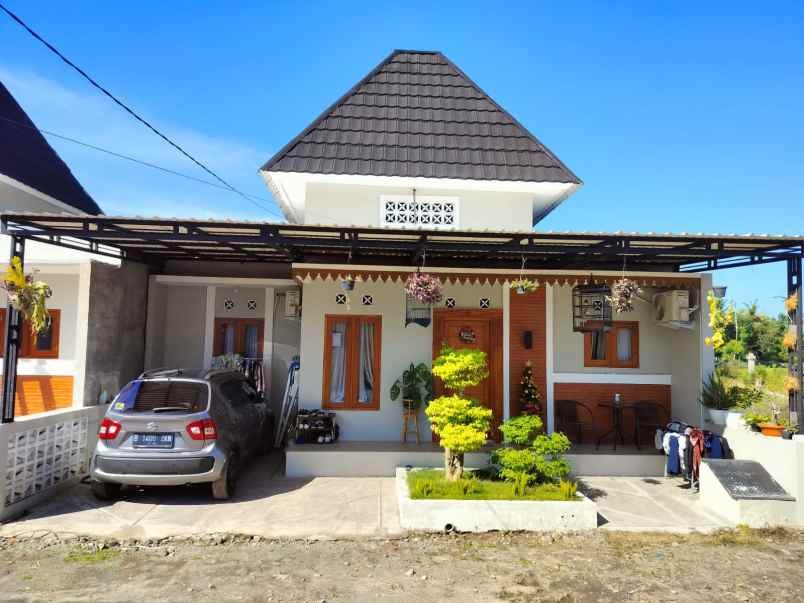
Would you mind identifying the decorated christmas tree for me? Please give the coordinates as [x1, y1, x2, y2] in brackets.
[519, 361, 542, 415]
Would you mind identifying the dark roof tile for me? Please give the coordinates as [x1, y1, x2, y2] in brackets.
[0, 81, 102, 214]
[262, 51, 579, 184]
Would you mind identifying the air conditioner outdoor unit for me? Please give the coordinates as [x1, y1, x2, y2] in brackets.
[654, 290, 696, 329]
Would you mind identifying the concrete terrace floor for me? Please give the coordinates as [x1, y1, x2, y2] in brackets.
[0, 453, 402, 540]
[0, 454, 731, 540]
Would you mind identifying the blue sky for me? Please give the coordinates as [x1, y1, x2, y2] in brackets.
[1, 1, 802, 313]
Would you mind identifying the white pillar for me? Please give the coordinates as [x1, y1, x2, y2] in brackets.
[545, 284, 555, 434]
[202, 286, 216, 369]
[502, 284, 510, 421]
[263, 287, 275, 391]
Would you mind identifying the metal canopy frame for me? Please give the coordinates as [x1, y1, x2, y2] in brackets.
[2, 212, 803, 272]
[1, 212, 803, 430]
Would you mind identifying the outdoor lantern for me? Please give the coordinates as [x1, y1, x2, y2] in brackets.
[572, 282, 613, 333]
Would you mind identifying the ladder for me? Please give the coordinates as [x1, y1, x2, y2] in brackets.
[274, 356, 300, 448]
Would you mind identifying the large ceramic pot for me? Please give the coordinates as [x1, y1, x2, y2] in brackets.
[705, 408, 743, 427]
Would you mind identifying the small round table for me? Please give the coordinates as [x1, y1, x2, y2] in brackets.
[596, 401, 637, 450]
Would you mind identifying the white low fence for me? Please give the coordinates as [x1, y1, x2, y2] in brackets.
[0, 405, 107, 521]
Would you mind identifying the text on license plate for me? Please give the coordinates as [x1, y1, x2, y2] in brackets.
[132, 433, 175, 448]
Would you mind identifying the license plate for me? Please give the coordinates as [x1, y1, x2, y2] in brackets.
[132, 433, 175, 449]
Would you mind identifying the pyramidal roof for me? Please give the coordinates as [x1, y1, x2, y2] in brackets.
[261, 50, 580, 184]
[0, 81, 102, 215]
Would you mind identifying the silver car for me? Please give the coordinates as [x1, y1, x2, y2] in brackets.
[90, 369, 273, 500]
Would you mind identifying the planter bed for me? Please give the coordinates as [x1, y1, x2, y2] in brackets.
[396, 468, 598, 533]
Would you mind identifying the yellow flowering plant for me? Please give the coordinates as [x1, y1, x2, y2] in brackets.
[704, 291, 733, 352]
[1, 257, 52, 335]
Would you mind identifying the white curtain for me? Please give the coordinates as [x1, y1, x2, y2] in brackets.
[617, 327, 632, 362]
[329, 321, 347, 402]
[358, 321, 375, 403]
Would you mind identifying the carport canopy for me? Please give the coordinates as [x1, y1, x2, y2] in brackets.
[0, 211, 802, 430]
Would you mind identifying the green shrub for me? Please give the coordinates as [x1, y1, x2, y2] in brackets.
[492, 416, 572, 496]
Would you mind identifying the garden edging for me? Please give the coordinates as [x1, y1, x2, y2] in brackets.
[395, 468, 598, 533]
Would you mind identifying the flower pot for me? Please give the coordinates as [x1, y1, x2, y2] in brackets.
[759, 423, 785, 438]
[705, 408, 742, 426]
[340, 279, 355, 291]
[516, 286, 527, 295]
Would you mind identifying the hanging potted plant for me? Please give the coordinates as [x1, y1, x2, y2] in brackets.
[783, 375, 800, 394]
[510, 279, 538, 295]
[340, 274, 356, 291]
[784, 293, 798, 314]
[405, 272, 443, 305]
[606, 277, 641, 313]
[1, 257, 52, 335]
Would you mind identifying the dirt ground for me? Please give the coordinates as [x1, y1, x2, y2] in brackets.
[1, 528, 803, 602]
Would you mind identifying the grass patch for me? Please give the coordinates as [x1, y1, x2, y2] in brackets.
[407, 469, 578, 501]
[65, 548, 120, 564]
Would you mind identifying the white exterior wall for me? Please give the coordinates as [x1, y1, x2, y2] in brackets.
[549, 281, 706, 427]
[304, 182, 533, 231]
[298, 278, 503, 441]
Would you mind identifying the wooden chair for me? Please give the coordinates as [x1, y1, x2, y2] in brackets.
[631, 400, 668, 450]
[555, 399, 595, 444]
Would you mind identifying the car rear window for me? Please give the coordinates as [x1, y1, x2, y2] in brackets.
[112, 380, 208, 414]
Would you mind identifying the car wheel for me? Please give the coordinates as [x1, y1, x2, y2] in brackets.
[91, 480, 121, 501]
[211, 452, 239, 500]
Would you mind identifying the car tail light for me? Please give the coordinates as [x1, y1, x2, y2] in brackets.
[98, 418, 122, 440]
[186, 419, 217, 441]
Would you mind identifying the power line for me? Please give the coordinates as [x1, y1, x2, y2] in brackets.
[0, 2, 281, 218]
[0, 113, 286, 219]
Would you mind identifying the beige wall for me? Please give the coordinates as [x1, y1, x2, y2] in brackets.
[304, 182, 534, 231]
[215, 286, 265, 319]
[551, 283, 704, 425]
[298, 278, 503, 441]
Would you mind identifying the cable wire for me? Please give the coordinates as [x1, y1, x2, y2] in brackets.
[0, 2, 281, 218]
[0, 113, 286, 219]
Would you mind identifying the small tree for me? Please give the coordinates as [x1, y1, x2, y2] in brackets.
[518, 361, 541, 415]
[492, 414, 572, 496]
[426, 346, 493, 480]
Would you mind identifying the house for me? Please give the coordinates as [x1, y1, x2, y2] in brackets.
[0, 50, 802, 517]
[0, 80, 123, 417]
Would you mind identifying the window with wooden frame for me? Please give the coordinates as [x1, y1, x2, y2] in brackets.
[0, 309, 61, 358]
[322, 315, 382, 410]
[584, 321, 639, 369]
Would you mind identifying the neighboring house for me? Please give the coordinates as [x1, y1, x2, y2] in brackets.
[0, 81, 138, 416]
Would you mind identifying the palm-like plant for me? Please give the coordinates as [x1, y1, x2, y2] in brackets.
[1, 257, 52, 335]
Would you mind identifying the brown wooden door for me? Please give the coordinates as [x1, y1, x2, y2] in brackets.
[432, 309, 503, 441]
[213, 318, 265, 358]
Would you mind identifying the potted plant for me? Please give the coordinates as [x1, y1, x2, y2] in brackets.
[700, 372, 741, 426]
[606, 277, 641, 313]
[743, 410, 769, 432]
[340, 275, 356, 291]
[390, 363, 435, 413]
[404, 272, 443, 305]
[784, 293, 798, 314]
[758, 404, 785, 438]
[1, 256, 52, 335]
[510, 278, 538, 295]
[781, 420, 799, 440]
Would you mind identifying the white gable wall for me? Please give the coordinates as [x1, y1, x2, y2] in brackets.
[264, 171, 579, 230]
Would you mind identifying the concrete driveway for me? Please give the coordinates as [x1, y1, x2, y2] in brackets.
[0, 452, 402, 540]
